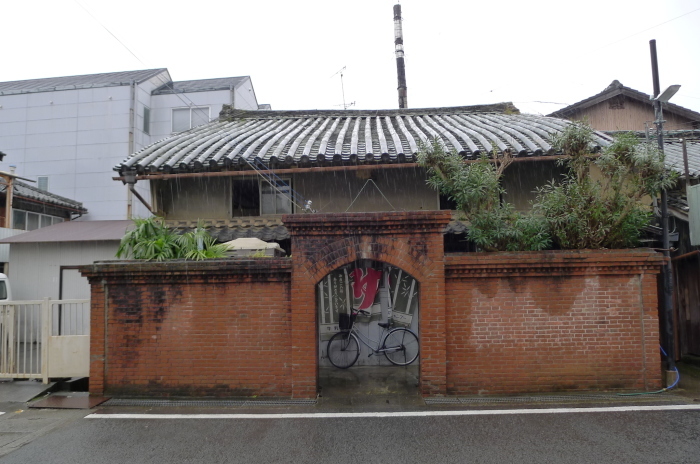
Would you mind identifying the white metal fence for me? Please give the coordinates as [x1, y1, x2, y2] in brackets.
[0, 299, 90, 382]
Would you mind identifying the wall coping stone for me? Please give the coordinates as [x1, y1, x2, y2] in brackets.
[80, 258, 292, 283]
[446, 249, 664, 277]
[283, 211, 452, 237]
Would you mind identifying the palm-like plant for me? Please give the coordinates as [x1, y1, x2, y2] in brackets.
[116, 217, 227, 261]
[176, 221, 229, 260]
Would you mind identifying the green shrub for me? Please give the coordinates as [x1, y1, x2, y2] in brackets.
[417, 121, 676, 252]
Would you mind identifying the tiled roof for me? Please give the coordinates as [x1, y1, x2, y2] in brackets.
[117, 104, 614, 174]
[606, 130, 700, 178]
[152, 77, 249, 95]
[167, 217, 473, 240]
[663, 137, 700, 178]
[0, 180, 87, 213]
[167, 217, 289, 242]
[548, 80, 700, 123]
[0, 69, 168, 95]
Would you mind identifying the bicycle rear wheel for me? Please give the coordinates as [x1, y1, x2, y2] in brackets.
[382, 328, 419, 366]
[327, 332, 360, 369]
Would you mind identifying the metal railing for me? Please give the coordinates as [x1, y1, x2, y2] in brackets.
[0, 298, 90, 382]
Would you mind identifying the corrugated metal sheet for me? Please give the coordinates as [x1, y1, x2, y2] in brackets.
[0, 220, 132, 244]
[116, 105, 613, 174]
[0, 69, 168, 95]
[0, 227, 25, 262]
[152, 77, 249, 94]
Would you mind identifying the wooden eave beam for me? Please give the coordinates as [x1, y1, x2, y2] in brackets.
[113, 155, 570, 182]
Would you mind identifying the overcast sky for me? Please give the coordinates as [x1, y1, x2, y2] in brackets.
[2, 0, 699, 117]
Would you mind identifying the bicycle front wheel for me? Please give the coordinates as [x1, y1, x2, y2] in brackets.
[327, 332, 360, 369]
[382, 328, 419, 366]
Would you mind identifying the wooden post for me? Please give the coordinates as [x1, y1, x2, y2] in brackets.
[4, 175, 13, 228]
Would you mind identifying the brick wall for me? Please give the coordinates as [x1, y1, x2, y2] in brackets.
[81, 260, 292, 397]
[445, 250, 663, 394]
[82, 213, 664, 398]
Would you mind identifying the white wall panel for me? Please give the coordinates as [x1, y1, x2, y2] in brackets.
[77, 114, 130, 131]
[25, 117, 78, 134]
[0, 135, 26, 150]
[0, 94, 29, 109]
[23, 159, 77, 176]
[0, 107, 28, 124]
[77, 86, 130, 103]
[26, 104, 79, 120]
[24, 131, 78, 148]
[75, 142, 129, 161]
[0, 121, 27, 135]
[0, 228, 25, 263]
[76, 100, 130, 117]
[24, 145, 76, 162]
[27, 90, 79, 106]
[7, 241, 121, 300]
[76, 127, 129, 145]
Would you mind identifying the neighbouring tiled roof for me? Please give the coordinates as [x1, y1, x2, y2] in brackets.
[0, 180, 87, 213]
[662, 137, 700, 178]
[167, 217, 289, 242]
[0, 69, 168, 95]
[606, 130, 700, 178]
[152, 77, 249, 95]
[548, 80, 700, 123]
[167, 216, 471, 240]
[116, 103, 614, 174]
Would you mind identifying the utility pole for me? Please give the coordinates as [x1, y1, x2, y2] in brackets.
[649, 39, 676, 376]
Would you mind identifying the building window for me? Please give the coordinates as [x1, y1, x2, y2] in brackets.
[27, 212, 40, 231]
[143, 106, 151, 134]
[261, 178, 293, 215]
[37, 176, 49, 191]
[12, 210, 64, 231]
[172, 106, 210, 133]
[12, 210, 26, 230]
[232, 178, 294, 217]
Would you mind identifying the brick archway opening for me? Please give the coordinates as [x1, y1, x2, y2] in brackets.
[316, 259, 421, 398]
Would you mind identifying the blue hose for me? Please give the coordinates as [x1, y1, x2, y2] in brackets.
[616, 346, 679, 396]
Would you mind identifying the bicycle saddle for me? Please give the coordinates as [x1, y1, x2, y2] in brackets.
[378, 321, 392, 328]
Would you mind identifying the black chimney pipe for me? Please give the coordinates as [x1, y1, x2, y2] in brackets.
[394, 4, 407, 108]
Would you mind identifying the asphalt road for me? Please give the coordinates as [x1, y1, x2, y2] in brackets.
[2, 406, 700, 463]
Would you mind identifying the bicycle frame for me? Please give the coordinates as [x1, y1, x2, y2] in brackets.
[346, 315, 404, 357]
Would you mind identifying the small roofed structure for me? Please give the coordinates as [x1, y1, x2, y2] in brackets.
[222, 237, 285, 257]
[0, 172, 87, 229]
[549, 80, 700, 132]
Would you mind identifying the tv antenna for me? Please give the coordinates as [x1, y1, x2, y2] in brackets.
[331, 66, 355, 110]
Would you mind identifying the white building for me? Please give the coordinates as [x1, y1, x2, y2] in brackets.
[0, 69, 262, 222]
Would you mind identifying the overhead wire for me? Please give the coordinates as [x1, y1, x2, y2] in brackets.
[74, 0, 310, 215]
[476, 6, 700, 108]
[73, 0, 242, 126]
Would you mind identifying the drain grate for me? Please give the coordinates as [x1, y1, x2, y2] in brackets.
[103, 398, 317, 407]
[424, 397, 461, 404]
[425, 393, 684, 405]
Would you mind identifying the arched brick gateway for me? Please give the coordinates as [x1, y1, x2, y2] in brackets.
[283, 211, 452, 397]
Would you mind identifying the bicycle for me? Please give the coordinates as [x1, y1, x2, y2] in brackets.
[326, 309, 419, 369]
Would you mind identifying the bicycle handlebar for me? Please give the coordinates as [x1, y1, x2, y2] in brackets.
[354, 309, 371, 316]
